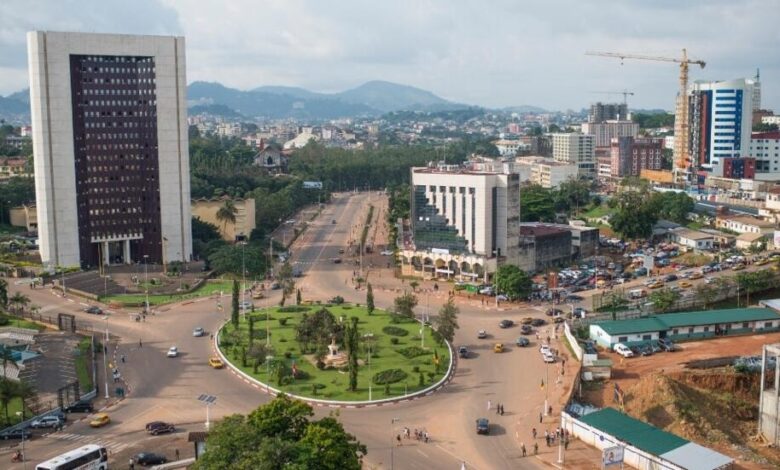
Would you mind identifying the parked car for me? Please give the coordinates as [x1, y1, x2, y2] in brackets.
[516, 337, 530, 347]
[134, 452, 168, 466]
[493, 343, 504, 353]
[664, 274, 678, 282]
[0, 428, 32, 440]
[531, 318, 546, 327]
[477, 329, 487, 339]
[678, 281, 692, 289]
[542, 351, 556, 363]
[639, 344, 654, 356]
[573, 307, 586, 319]
[545, 308, 563, 317]
[89, 413, 111, 428]
[380, 250, 394, 256]
[84, 306, 103, 315]
[479, 286, 494, 295]
[458, 346, 469, 358]
[192, 327, 205, 337]
[689, 271, 703, 279]
[208, 357, 224, 369]
[553, 316, 565, 324]
[332, 258, 342, 264]
[239, 300, 253, 309]
[476, 418, 490, 435]
[614, 343, 634, 358]
[63, 401, 94, 413]
[499, 319, 514, 329]
[658, 338, 677, 352]
[567, 294, 584, 302]
[167, 346, 179, 358]
[31, 415, 64, 429]
[146, 421, 175, 435]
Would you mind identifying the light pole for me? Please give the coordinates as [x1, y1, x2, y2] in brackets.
[241, 240, 247, 319]
[544, 360, 549, 417]
[143, 255, 150, 314]
[390, 417, 400, 470]
[364, 333, 374, 401]
[15, 411, 26, 469]
[558, 413, 565, 465]
[102, 316, 110, 399]
[197, 394, 217, 430]
[60, 265, 66, 297]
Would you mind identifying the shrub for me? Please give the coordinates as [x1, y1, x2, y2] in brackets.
[418, 373, 424, 386]
[278, 306, 311, 313]
[278, 317, 288, 326]
[385, 383, 390, 395]
[280, 376, 293, 386]
[0, 316, 9, 327]
[382, 326, 409, 337]
[279, 338, 287, 343]
[427, 372, 435, 382]
[373, 369, 408, 385]
[316, 359, 326, 370]
[284, 351, 292, 359]
[412, 366, 420, 373]
[397, 346, 427, 359]
[390, 337, 399, 345]
[293, 369, 310, 380]
[341, 306, 352, 310]
[329, 296, 345, 305]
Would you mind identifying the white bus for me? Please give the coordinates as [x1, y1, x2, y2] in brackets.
[35, 444, 108, 470]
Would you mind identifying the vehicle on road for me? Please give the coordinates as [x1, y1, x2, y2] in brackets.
[516, 337, 530, 347]
[664, 274, 678, 282]
[146, 421, 175, 435]
[31, 415, 64, 429]
[332, 258, 342, 264]
[573, 307, 586, 318]
[89, 413, 111, 428]
[614, 343, 634, 358]
[270, 282, 281, 290]
[499, 319, 514, 329]
[380, 250, 394, 256]
[209, 357, 224, 369]
[539, 344, 551, 355]
[239, 300, 253, 309]
[545, 308, 563, 317]
[553, 316, 565, 324]
[733, 263, 746, 271]
[542, 351, 556, 363]
[479, 286, 494, 295]
[134, 452, 168, 466]
[520, 324, 533, 335]
[192, 327, 205, 337]
[477, 329, 487, 339]
[84, 306, 103, 315]
[649, 280, 664, 289]
[338, 248, 345, 254]
[0, 428, 32, 440]
[476, 418, 490, 434]
[167, 346, 178, 358]
[531, 318, 546, 327]
[689, 271, 703, 279]
[678, 281, 692, 289]
[63, 401, 94, 413]
[493, 343, 504, 353]
[458, 346, 469, 358]
[567, 294, 584, 302]
[36, 444, 107, 470]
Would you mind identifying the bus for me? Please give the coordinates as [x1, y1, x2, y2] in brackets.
[35, 444, 108, 470]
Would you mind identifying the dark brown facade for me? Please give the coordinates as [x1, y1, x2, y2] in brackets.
[69, 55, 162, 268]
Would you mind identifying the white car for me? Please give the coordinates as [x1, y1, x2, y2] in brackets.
[542, 351, 556, 363]
[539, 344, 551, 355]
[167, 346, 178, 358]
[614, 343, 634, 358]
[380, 250, 394, 256]
[192, 327, 205, 337]
[477, 329, 487, 339]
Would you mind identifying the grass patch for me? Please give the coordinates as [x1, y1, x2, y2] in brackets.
[583, 204, 614, 219]
[0, 314, 45, 331]
[218, 304, 450, 401]
[99, 280, 234, 306]
[74, 337, 93, 392]
[686, 221, 704, 230]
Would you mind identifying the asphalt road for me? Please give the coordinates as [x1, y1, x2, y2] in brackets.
[8, 192, 552, 470]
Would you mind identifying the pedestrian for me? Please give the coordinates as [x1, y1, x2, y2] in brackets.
[564, 437, 569, 450]
[562, 358, 566, 368]
[139, 339, 142, 348]
[496, 403, 500, 414]
[534, 442, 538, 455]
[424, 431, 429, 443]
[129, 458, 135, 470]
[544, 430, 548, 441]
[121, 355, 125, 364]
[546, 435, 550, 447]
[500, 404, 504, 415]
[175, 449, 180, 460]
[397, 434, 402, 446]
[539, 412, 543, 423]
[549, 405, 553, 415]
[521, 442, 526, 457]
[532, 427, 537, 439]
[487, 400, 492, 411]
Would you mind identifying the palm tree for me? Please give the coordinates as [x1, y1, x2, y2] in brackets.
[8, 292, 30, 314]
[215, 199, 238, 234]
[0, 347, 18, 381]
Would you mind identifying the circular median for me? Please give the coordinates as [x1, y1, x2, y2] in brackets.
[216, 302, 452, 403]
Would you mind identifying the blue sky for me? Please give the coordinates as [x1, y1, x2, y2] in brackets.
[2, 0, 778, 111]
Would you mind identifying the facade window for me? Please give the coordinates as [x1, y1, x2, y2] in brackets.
[618, 336, 628, 343]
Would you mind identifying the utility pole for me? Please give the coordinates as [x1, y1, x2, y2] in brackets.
[143, 255, 150, 314]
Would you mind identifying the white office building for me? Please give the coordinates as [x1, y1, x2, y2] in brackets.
[514, 156, 578, 188]
[551, 133, 595, 178]
[750, 131, 780, 180]
[28, 31, 192, 270]
[581, 120, 639, 147]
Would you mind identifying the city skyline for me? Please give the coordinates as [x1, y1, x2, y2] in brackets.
[1, 0, 778, 111]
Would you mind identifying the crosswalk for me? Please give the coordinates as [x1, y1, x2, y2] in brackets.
[47, 431, 129, 454]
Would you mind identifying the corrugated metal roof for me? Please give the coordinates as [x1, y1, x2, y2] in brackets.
[660, 442, 733, 470]
[579, 408, 688, 456]
[593, 308, 780, 336]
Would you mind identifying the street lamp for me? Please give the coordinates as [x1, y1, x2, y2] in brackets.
[364, 333, 374, 401]
[240, 239, 247, 319]
[15, 411, 26, 470]
[558, 413, 565, 465]
[143, 255, 150, 314]
[390, 417, 400, 470]
[102, 316, 110, 399]
[197, 394, 217, 430]
[544, 360, 549, 417]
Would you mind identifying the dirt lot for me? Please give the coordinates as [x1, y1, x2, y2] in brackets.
[583, 332, 780, 469]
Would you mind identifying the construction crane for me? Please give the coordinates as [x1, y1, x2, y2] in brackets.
[585, 49, 706, 173]
[591, 90, 635, 106]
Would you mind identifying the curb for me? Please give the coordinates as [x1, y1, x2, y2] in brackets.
[214, 323, 456, 408]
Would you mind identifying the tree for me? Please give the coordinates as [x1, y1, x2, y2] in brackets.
[366, 283, 375, 315]
[610, 189, 658, 240]
[694, 283, 718, 310]
[393, 292, 418, 318]
[753, 122, 779, 132]
[277, 262, 295, 307]
[0, 378, 15, 423]
[207, 244, 265, 277]
[494, 265, 532, 301]
[737, 271, 770, 306]
[231, 280, 239, 328]
[603, 291, 628, 321]
[295, 308, 344, 354]
[216, 199, 238, 232]
[435, 297, 459, 344]
[8, 292, 30, 314]
[0, 279, 7, 310]
[650, 191, 694, 224]
[296, 288, 302, 306]
[15, 379, 35, 420]
[344, 317, 359, 392]
[555, 177, 592, 215]
[648, 288, 681, 314]
[520, 184, 555, 222]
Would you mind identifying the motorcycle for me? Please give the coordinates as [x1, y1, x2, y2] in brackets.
[11, 451, 23, 462]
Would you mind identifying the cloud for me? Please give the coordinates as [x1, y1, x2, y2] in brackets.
[1, 0, 778, 111]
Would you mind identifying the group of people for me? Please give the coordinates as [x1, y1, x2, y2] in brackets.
[530, 426, 570, 449]
[398, 427, 429, 444]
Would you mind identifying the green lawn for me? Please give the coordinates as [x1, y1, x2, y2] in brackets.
[0, 397, 32, 428]
[686, 221, 704, 230]
[74, 337, 93, 392]
[218, 304, 451, 402]
[583, 204, 615, 219]
[100, 280, 235, 306]
[1, 314, 45, 331]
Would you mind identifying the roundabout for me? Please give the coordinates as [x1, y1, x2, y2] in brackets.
[215, 302, 453, 403]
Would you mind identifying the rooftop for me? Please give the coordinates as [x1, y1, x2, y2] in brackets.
[593, 308, 780, 335]
[519, 224, 569, 237]
[670, 228, 713, 241]
[716, 214, 774, 227]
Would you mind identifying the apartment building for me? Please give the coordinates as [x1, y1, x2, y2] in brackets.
[551, 133, 595, 178]
[609, 137, 664, 178]
[581, 120, 639, 147]
[750, 131, 780, 180]
[514, 156, 578, 188]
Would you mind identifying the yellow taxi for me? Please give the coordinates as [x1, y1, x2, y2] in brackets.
[732, 263, 746, 271]
[493, 343, 504, 353]
[689, 271, 703, 280]
[208, 357, 224, 369]
[89, 413, 110, 428]
[678, 281, 692, 289]
[649, 281, 665, 289]
[755, 258, 770, 266]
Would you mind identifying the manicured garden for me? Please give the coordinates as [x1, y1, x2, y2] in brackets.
[99, 279, 236, 306]
[217, 303, 451, 401]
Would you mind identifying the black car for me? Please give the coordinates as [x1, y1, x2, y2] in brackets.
[515, 337, 530, 347]
[458, 346, 469, 359]
[531, 318, 546, 327]
[664, 274, 678, 282]
[146, 421, 175, 435]
[520, 324, 533, 335]
[63, 401, 94, 413]
[553, 316, 565, 324]
[475, 418, 490, 435]
[498, 319, 514, 329]
[0, 428, 32, 440]
[134, 453, 168, 466]
[332, 258, 342, 264]
[566, 295, 584, 302]
[545, 308, 563, 317]
[84, 306, 103, 315]
[658, 338, 677, 352]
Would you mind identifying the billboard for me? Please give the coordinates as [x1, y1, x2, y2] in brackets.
[774, 230, 780, 249]
[303, 181, 323, 189]
[602, 446, 624, 466]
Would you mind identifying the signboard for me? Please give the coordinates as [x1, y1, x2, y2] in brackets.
[431, 248, 450, 255]
[643, 255, 654, 271]
[602, 445, 624, 467]
[303, 181, 323, 189]
[773, 230, 780, 249]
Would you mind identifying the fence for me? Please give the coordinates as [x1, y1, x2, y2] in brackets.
[563, 322, 583, 361]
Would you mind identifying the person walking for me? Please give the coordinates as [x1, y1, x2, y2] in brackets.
[487, 400, 492, 411]
[397, 434, 402, 446]
[534, 442, 538, 455]
[521, 443, 526, 457]
[564, 437, 569, 450]
[139, 339, 142, 348]
[175, 449, 180, 460]
[539, 411, 543, 423]
[532, 427, 537, 439]
[496, 403, 500, 414]
[121, 355, 125, 364]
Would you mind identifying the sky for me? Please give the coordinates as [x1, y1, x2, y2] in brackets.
[2, 0, 779, 111]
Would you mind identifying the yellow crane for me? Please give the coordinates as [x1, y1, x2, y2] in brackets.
[585, 49, 706, 172]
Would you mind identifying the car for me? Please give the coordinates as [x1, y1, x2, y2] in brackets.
[704, 277, 714, 284]
[380, 250, 394, 256]
[192, 327, 205, 337]
[63, 401, 94, 413]
[239, 300, 253, 309]
[689, 271, 703, 279]
[338, 248, 345, 254]
[553, 316, 565, 324]
[520, 324, 533, 335]
[167, 346, 178, 358]
[531, 318, 546, 327]
[539, 344, 552, 355]
[663, 274, 678, 282]
[499, 319, 514, 329]
[285, 219, 296, 225]
[678, 281, 692, 289]
[134, 452, 168, 466]
[493, 343, 504, 353]
[332, 258, 342, 264]
[89, 413, 111, 428]
[649, 281, 665, 289]
[545, 308, 563, 317]
[733, 263, 746, 271]
[477, 329, 487, 339]
[542, 351, 556, 363]
[209, 357, 224, 369]
[146, 421, 175, 435]
[292, 268, 303, 277]
[476, 418, 490, 434]
[496, 294, 509, 301]
[520, 317, 534, 325]
[458, 346, 469, 358]
[331, 219, 337, 224]
[0, 428, 32, 440]
[270, 282, 281, 290]
[658, 338, 677, 352]
[614, 343, 634, 358]
[30, 415, 64, 429]
[84, 306, 103, 315]
[639, 344, 654, 356]
[479, 286, 494, 295]
[573, 307, 587, 319]
[755, 258, 770, 266]
[516, 337, 530, 347]
[567, 294, 584, 302]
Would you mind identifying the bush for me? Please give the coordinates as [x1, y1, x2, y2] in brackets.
[284, 351, 292, 359]
[341, 306, 352, 310]
[278, 317, 288, 326]
[412, 366, 420, 373]
[390, 337, 399, 345]
[397, 346, 427, 359]
[278, 306, 311, 313]
[418, 373, 424, 387]
[382, 326, 409, 337]
[316, 359, 325, 370]
[329, 296, 345, 305]
[373, 368, 408, 385]
[0, 316, 9, 327]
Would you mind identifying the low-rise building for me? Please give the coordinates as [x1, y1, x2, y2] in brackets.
[609, 136, 664, 178]
[735, 232, 767, 250]
[751, 131, 780, 180]
[514, 156, 578, 188]
[0, 158, 30, 179]
[191, 197, 256, 242]
[715, 213, 775, 235]
[668, 227, 714, 251]
[9, 204, 37, 232]
[283, 131, 319, 150]
[493, 139, 529, 157]
[253, 142, 287, 174]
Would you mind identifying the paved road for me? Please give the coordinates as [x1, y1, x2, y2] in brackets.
[8, 193, 554, 470]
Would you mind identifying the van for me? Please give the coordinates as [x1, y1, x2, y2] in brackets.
[629, 289, 646, 299]
[614, 343, 634, 358]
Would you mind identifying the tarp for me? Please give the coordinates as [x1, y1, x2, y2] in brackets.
[660, 442, 733, 470]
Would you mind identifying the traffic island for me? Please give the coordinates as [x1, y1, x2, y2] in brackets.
[215, 303, 453, 404]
